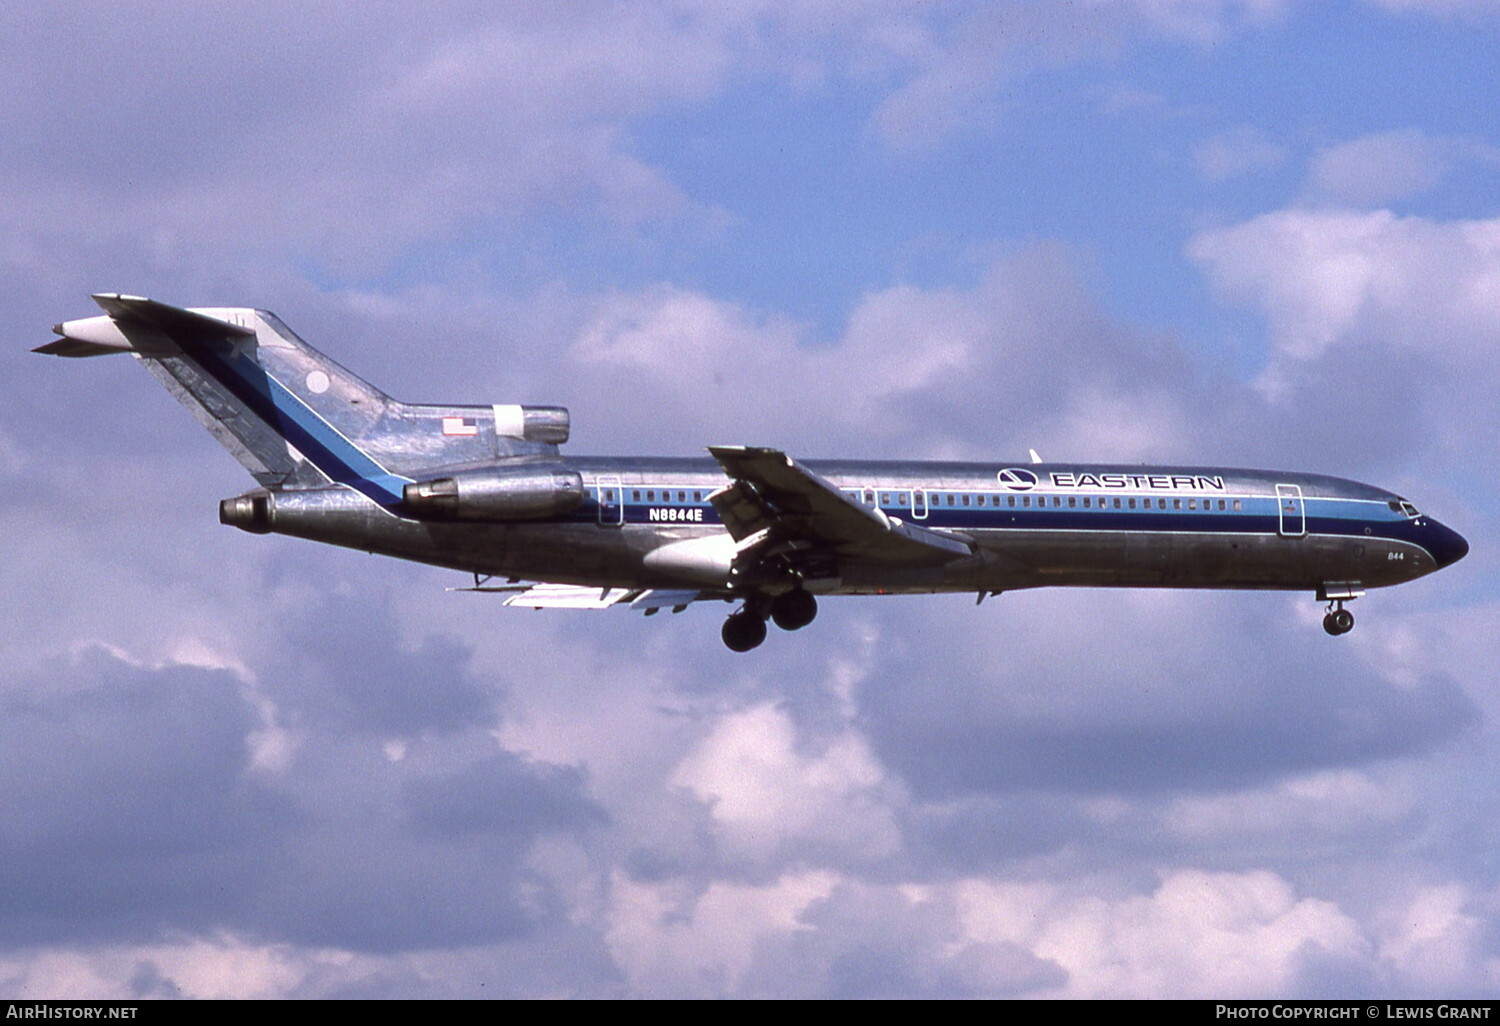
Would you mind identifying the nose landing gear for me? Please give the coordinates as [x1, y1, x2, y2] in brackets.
[1318, 584, 1362, 637]
[1322, 602, 1355, 636]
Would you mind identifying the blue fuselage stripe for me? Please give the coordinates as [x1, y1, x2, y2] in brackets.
[577, 491, 1428, 550]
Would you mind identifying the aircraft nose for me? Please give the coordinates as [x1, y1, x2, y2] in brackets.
[1427, 520, 1469, 570]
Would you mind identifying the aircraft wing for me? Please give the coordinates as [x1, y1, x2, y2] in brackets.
[707, 445, 972, 566]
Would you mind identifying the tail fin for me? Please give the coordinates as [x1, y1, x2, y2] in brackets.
[41, 294, 571, 507]
[40, 294, 413, 504]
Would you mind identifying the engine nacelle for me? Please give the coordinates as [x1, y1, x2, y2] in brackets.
[493, 405, 570, 445]
[403, 466, 585, 521]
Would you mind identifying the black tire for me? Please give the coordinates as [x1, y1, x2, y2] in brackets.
[722, 611, 768, 652]
[1331, 608, 1354, 635]
[770, 589, 818, 631]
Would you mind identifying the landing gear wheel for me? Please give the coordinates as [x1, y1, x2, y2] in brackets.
[770, 589, 818, 631]
[1323, 608, 1354, 636]
[722, 610, 768, 652]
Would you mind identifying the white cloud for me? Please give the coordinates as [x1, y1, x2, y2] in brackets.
[1305, 130, 1452, 208]
[1375, 885, 1496, 994]
[606, 865, 1409, 998]
[1189, 208, 1500, 395]
[1162, 769, 1417, 849]
[0, 5, 737, 280]
[552, 248, 1199, 461]
[958, 869, 1368, 998]
[868, 0, 1290, 149]
[1194, 125, 1289, 181]
[671, 702, 902, 866]
[605, 870, 838, 998]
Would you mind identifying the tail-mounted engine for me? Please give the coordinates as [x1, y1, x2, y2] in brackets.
[402, 466, 585, 521]
[495, 405, 570, 445]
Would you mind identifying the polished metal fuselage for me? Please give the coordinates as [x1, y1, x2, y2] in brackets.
[260, 455, 1465, 598]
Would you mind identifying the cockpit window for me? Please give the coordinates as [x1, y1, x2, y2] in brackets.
[1389, 499, 1420, 518]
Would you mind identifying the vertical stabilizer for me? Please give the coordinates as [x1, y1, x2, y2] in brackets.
[40, 295, 409, 504]
[40, 294, 570, 507]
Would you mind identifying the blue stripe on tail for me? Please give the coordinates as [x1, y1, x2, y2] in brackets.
[189, 341, 409, 507]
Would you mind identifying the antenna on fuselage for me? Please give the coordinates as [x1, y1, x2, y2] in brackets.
[1029, 449, 1043, 465]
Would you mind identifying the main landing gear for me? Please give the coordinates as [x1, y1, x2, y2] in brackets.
[721, 589, 819, 651]
[770, 588, 817, 631]
[1322, 602, 1355, 636]
[721, 609, 767, 652]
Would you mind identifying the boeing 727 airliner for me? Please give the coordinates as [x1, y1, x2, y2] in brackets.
[39, 295, 1469, 651]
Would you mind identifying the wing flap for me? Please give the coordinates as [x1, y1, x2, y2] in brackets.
[707, 445, 972, 566]
[493, 583, 706, 610]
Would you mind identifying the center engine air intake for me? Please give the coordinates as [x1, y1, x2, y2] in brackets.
[493, 405, 570, 445]
[403, 466, 585, 521]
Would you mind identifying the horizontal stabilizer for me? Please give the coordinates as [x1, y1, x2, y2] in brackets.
[89, 293, 255, 342]
[37, 294, 255, 359]
[33, 337, 125, 358]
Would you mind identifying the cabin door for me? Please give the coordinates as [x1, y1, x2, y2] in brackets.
[1276, 484, 1305, 537]
[911, 489, 928, 520]
[597, 476, 624, 527]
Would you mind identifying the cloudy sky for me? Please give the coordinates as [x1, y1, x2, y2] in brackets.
[2, 0, 1498, 999]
